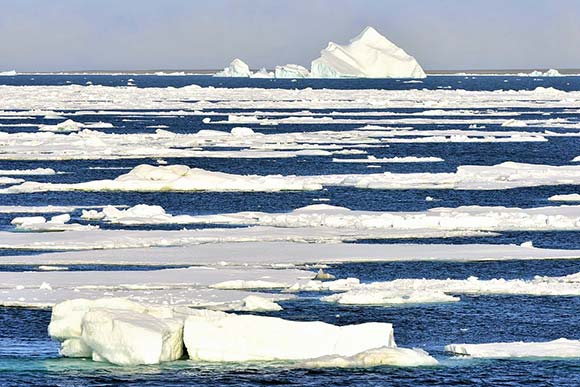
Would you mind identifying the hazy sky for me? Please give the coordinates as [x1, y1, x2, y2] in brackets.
[1, 0, 579, 71]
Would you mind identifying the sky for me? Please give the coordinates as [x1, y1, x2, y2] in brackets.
[1, 0, 579, 71]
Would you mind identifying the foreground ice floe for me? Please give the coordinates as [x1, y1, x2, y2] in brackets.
[310, 27, 426, 79]
[98, 203, 580, 232]
[48, 298, 437, 366]
[4, 242, 580, 266]
[445, 339, 580, 359]
[3, 162, 580, 193]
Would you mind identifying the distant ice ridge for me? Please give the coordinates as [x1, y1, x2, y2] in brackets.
[446, 339, 580, 359]
[214, 58, 252, 77]
[49, 298, 437, 367]
[311, 27, 426, 79]
[275, 64, 310, 78]
[0, 70, 17, 76]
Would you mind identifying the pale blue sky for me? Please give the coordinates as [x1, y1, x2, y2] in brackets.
[1, 0, 579, 71]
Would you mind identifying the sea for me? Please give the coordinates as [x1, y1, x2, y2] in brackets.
[0, 73, 578, 386]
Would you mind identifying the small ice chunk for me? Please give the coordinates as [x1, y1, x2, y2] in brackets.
[445, 338, 580, 358]
[301, 347, 438, 368]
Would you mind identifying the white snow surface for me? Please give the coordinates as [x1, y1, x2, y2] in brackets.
[445, 339, 580, 358]
[310, 27, 426, 79]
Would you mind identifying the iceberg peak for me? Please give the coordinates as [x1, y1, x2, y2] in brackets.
[311, 26, 426, 79]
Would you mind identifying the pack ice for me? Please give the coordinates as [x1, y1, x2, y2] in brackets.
[311, 26, 426, 78]
[49, 298, 438, 367]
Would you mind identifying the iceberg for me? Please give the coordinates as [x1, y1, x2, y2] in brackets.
[445, 338, 580, 359]
[310, 26, 426, 79]
[0, 70, 17, 76]
[275, 64, 310, 78]
[214, 58, 252, 77]
[48, 298, 185, 365]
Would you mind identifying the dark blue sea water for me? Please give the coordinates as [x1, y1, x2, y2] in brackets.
[0, 74, 579, 386]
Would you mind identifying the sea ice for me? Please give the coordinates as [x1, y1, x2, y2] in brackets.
[300, 347, 438, 368]
[310, 27, 426, 79]
[445, 338, 580, 358]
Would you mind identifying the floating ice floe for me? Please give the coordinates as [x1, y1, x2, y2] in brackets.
[315, 272, 580, 306]
[48, 298, 437, 366]
[10, 214, 98, 232]
[0, 266, 307, 308]
[332, 156, 444, 163]
[38, 119, 113, 132]
[94, 203, 580, 233]
[310, 26, 426, 79]
[214, 58, 252, 77]
[274, 64, 310, 78]
[3, 162, 580, 193]
[549, 194, 580, 202]
[445, 338, 580, 359]
[0, 70, 17, 76]
[0, 168, 55, 176]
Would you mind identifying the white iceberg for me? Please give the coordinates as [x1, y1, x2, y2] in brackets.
[214, 58, 252, 77]
[0, 70, 17, 76]
[184, 312, 395, 362]
[445, 338, 580, 359]
[310, 26, 426, 79]
[38, 119, 83, 133]
[275, 64, 310, 78]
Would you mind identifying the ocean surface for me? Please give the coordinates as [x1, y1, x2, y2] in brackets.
[0, 74, 579, 386]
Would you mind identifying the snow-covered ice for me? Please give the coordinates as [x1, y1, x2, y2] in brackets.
[300, 347, 438, 368]
[310, 27, 426, 79]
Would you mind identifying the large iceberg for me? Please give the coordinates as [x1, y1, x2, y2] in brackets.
[214, 58, 252, 77]
[311, 26, 426, 79]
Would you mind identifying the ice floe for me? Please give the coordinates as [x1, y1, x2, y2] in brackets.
[11, 214, 97, 232]
[3, 162, 579, 193]
[310, 27, 426, 79]
[92, 203, 580, 233]
[316, 272, 580, 306]
[549, 194, 580, 202]
[445, 339, 580, 359]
